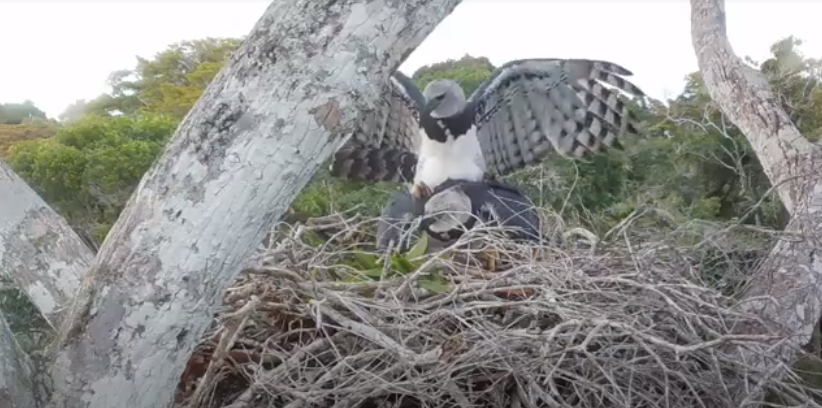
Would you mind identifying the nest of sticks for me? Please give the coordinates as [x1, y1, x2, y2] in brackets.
[173, 208, 822, 408]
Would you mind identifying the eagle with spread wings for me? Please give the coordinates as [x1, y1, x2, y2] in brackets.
[328, 58, 645, 251]
[329, 58, 646, 199]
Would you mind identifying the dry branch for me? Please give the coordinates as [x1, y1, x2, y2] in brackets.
[174, 209, 818, 408]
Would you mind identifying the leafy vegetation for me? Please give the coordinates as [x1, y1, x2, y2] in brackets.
[0, 101, 47, 125]
[4, 35, 820, 253]
[4, 36, 820, 251]
[2, 28, 822, 404]
[7, 114, 178, 244]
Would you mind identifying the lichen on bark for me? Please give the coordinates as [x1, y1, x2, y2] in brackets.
[45, 0, 463, 407]
[0, 159, 92, 330]
[691, 0, 822, 403]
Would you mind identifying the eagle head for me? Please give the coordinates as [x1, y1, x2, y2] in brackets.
[422, 79, 467, 119]
[420, 184, 473, 240]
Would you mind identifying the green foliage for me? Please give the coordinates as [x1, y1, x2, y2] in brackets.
[332, 233, 450, 293]
[343, 233, 428, 278]
[412, 55, 496, 95]
[5, 34, 820, 275]
[758, 36, 822, 141]
[0, 101, 47, 125]
[0, 119, 59, 158]
[61, 38, 242, 120]
[291, 168, 400, 220]
[7, 114, 178, 243]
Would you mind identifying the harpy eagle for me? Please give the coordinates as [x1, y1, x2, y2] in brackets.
[374, 178, 543, 252]
[329, 58, 645, 250]
[419, 179, 542, 243]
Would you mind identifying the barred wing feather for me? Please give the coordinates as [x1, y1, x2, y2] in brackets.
[467, 58, 646, 177]
[329, 71, 424, 183]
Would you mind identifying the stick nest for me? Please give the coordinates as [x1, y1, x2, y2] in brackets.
[174, 208, 819, 408]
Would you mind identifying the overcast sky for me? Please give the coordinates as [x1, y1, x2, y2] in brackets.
[2, 0, 821, 119]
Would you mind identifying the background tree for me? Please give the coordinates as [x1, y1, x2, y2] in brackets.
[69, 38, 243, 119]
[411, 54, 495, 94]
[7, 114, 179, 246]
[15, 34, 822, 249]
[691, 0, 822, 403]
[0, 119, 58, 158]
[0, 101, 47, 125]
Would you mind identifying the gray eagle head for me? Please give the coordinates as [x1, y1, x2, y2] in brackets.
[422, 79, 467, 119]
[422, 185, 472, 234]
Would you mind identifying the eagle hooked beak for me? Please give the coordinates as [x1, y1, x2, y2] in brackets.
[424, 94, 445, 114]
[419, 185, 472, 233]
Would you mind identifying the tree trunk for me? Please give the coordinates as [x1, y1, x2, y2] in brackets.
[690, 0, 816, 214]
[0, 160, 91, 329]
[690, 0, 822, 402]
[0, 310, 39, 408]
[45, 0, 462, 407]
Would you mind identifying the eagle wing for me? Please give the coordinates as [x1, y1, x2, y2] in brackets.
[329, 71, 424, 183]
[466, 58, 646, 177]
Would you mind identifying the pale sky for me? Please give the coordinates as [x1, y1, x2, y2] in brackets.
[2, 0, 821, 119]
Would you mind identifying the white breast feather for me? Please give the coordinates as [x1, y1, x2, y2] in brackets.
[414, 126, 486, 189]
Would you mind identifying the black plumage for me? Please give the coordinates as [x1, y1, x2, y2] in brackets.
[376, 178, 542, 252]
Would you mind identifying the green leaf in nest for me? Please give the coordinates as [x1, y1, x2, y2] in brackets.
[390, 253, 417, 275]
[352, 251, 379, 269]
[361, 267, 385, 279]
[419, 270, 450, 294]
[405, 233, 428, 260]
[385, 233, 429, 275]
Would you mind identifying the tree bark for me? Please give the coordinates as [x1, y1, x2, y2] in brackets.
[690, 0, 816, 215]
[0, 159, 91, 329]
[45, 0, 462, 407]
[691, 0, 822, 403]
[0, 310, 39, 408]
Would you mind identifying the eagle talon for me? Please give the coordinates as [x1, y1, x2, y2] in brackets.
[411, 182, 432, 200]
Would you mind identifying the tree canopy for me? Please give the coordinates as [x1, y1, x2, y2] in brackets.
[1, 34, 819, 249]
[0, 101, 47, 125]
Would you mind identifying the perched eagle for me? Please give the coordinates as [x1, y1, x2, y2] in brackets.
[329, 58, 645, 250]
[373, 178, 543, 252]
[418, 179, 542, 243]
